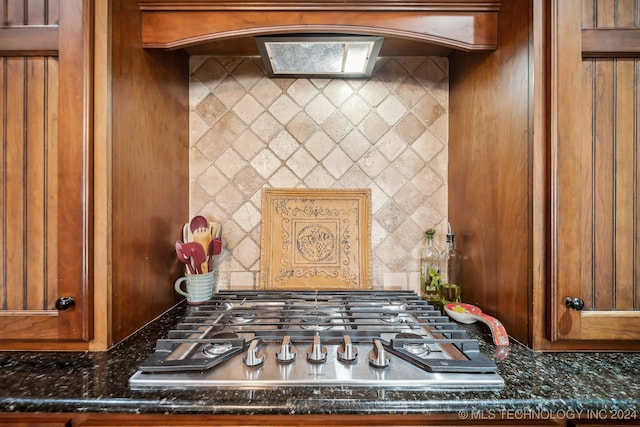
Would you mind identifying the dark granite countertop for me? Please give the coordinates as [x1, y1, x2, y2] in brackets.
[1, 302, 639, 420]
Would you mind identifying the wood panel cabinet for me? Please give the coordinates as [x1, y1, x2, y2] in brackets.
[0, 415, 72, 427]
[0, 412, 569, 426]
[450, 0, 640, 350]
[0, 0, 91, 345]
[0, 0, 189, 350]
[548, 0, 640, 344]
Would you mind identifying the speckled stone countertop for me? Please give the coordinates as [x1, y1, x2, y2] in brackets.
[0, 302, 639, 419]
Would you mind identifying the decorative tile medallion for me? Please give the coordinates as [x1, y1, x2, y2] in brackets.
[260, 188, 371, 289]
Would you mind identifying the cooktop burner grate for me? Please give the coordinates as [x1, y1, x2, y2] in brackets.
[130, 290, 504, 391]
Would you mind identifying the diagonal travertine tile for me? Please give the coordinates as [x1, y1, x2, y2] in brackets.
[323, 111, 352, 143]
[394, 148, 424, 180]
[233, 130, 265, 160]
[215, 148, 246, 179]
[233, 166, 265, 197]
[303, 165, 335, 188]
[251, 112, 283, 142]
[341, 128, 371, 161]
[232, 58, 264, 90]
[252, 78, 282, 107]
[233, 202, 261, 232]
[287, 79, 318, 106]
[287, 147, 316, 179]
[216, 184, 245, 216]
[341, 95, 371, 125]
[269, 131, 299, 160]
[214, 76, 245, 108]
[360, 147, 389, 178]
[377, 164, 406, 197]
[305, 94, 334, 124]
[359, 112, 389, 143]
[269, 94, 300, 125]
[377, 200, 407, 233]
[323, 146, 352, 179]
[377, 95, 408, 126]
[192, 57, 228, 92]
[394, 183, 427, 214]
[324, 79, 354, 107]
[396, 113, 426, 143]
[189, 56, 449, 288]
[250, 149, 280, 179]
[233, 94, 264, 125]
[359, 79, 389, 106]
[268, 168, 299, 188]
[286, 112, 316, 142]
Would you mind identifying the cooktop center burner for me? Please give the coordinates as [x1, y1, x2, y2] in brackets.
[299, 310, 335, 330]
[230, 312, 254, 323]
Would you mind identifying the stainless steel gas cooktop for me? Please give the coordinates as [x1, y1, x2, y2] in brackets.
[129, 290, 504, 391]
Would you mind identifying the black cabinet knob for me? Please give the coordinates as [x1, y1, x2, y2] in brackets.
[55, 297, 75, 311]
[564, 297, 585, 311]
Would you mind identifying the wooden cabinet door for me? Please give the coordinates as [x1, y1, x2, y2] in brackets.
[0, 0, 92, 345]
[76, 413, 563, 426]
[0, 414, 72, 427]
[550, 0, 640, 343]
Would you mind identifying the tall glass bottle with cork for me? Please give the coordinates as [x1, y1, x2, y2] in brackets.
[420, 229, 440, 302]
[440, 223, 461, 303]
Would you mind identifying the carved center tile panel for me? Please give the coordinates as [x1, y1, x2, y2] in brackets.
[260, 188, 371, 289]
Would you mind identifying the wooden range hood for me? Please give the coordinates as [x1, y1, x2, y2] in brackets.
[137, 0, 502, 56]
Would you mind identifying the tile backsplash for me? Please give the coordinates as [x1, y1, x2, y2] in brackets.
[189, 56, 449, 292]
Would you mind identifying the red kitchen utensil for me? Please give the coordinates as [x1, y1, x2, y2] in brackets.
[207, 237, 223, 271]
[444, 302, 509, 347]
[181, 241, 207, 274]
[211, 237, 222, 256]
[175, 241, 195, 274]
[189, 215, 209, 233]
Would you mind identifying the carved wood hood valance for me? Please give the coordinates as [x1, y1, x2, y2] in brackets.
[137, 0, 502, 52]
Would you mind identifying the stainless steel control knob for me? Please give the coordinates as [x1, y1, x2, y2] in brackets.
[368, 339, 390, 368]
[276, 335, 296, 363]
[306, 334, 327, 363]
[337, 335, 358, 362]
[243, 339, 265, 367]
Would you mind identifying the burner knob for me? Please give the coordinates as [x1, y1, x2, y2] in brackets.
[243, 339, 265, 367]
[306, 334, 327, 363]
[368, 339, 390, 368]
[337, 335, 358, 362]
[276, 335, 296, 363]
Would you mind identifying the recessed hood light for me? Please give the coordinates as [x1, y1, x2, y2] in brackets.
[256, 34, 383, 78]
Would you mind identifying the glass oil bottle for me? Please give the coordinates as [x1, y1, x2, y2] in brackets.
[420, 228, 440, 302]
[440, 223, 461, 304]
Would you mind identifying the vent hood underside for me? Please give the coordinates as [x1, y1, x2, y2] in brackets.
[137, 1, 502, 55]
[256, 34, 383, 78]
